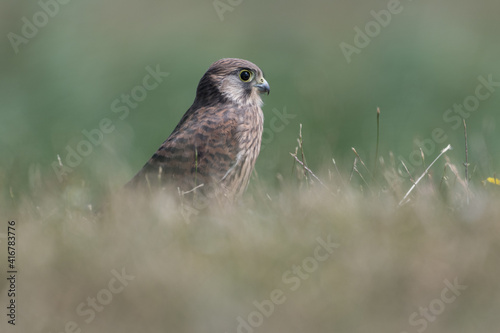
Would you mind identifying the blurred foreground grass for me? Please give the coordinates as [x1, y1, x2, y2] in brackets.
[2, 137, 500, 333]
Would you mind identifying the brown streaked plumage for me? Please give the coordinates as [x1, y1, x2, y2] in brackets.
[127, 58, 270, 204]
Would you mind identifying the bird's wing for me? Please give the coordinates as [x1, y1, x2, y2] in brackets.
[127, 105, 240, 193]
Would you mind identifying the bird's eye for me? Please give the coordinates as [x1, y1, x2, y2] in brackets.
[239, 70, 253, 82]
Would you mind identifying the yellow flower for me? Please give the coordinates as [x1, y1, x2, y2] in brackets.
[486, 177, 500, 186]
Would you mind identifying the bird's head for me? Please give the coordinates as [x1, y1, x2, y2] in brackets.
[195, 58, 270, 107]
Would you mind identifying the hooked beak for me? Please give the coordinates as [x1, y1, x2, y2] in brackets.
[254, 78, 270, 95]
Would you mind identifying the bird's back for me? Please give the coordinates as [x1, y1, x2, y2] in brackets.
[127, 102, 263, 203]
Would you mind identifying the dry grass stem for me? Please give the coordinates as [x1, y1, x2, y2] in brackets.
[463, 119, 470, 204]
[400, 160, 416, 184]
[290, 152, 331, 193]
[399, 144, 452, 206]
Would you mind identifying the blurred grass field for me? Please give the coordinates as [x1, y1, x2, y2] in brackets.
[1, 0, 500, 332]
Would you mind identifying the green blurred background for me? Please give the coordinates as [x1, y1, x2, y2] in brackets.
[1, 0, 499, 196]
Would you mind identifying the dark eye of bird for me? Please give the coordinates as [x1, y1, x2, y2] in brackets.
[239, 70, 252, 82]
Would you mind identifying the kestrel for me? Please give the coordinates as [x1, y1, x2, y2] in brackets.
[127, 58, 270, 204]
